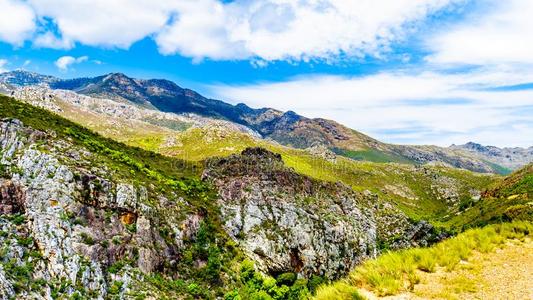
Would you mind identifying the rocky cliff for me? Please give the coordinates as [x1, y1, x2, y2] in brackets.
[203, 148, 442, 279]
[0, 118, 219, 299]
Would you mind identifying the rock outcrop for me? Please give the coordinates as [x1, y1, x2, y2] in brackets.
[203, 148, 442, 279]
[0, 119, 204, 299]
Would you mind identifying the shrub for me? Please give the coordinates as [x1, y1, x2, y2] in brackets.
[206, 246, 222, 282]
[276, 273, 297, 286]
[79, 232, 95, 245]
[314, 281, 364, 300]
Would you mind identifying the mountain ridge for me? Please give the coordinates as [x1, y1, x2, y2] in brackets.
[1, 70, 530, 174]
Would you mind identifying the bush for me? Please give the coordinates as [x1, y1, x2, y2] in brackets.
[227, 260, 313, 300]
[187, 283, 201, 297]
[276, 273, 297, 286]
[504, 203, 533, 221]
[314, 281, 364, 300]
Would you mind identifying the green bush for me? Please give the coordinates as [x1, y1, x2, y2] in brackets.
[226, 260, 313, 300]
[276, 273, 297, 286]
[504, 203, 533, 221]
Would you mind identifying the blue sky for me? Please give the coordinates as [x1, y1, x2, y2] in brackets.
[0, 0, 532, 147]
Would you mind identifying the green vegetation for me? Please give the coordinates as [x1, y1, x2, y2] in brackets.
[9, 94, 503, 231]
[483, 160, 513, 175]
[313, 221, 532, 299]
[333, 148, 414, 164]
[489, 164, 533, 197]
[3, 95, 531, 299]
[443, 164, 533, 230]
[225, 260, 322, 300]
[0, 95, 199, 178]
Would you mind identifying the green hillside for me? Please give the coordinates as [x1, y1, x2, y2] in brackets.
[314, 221, 533, 300]
[2, 95, 500, 230]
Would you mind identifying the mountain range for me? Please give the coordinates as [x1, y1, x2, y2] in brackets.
[1, 70, 531, 174]
[0, 69, 531, 299]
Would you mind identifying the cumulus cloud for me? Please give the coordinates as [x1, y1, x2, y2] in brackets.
[27, 0, 173, 49]
[54, 55, 88, 71]
[426, 0, 533, 65]
[1, 0, 462, 61]
[209, 68, 533, 147]
[155, 0, 463, 61]
[34, 32, 74, 49]
[0, 0, 35, 45]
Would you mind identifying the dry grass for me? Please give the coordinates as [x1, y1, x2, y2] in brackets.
[314, 221, 533, 299]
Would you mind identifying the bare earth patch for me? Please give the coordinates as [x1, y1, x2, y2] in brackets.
[360, 238, 533, 300]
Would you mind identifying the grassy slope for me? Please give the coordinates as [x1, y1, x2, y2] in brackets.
[443, 163, 533, 230]
[140, 128, 497, 229]
[314, 221, 533, 300]
[315, 166, 533, 299]
[9, 95, 500, 230]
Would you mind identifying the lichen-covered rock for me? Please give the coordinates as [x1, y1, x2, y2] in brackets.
[0, 265, 14, 300]
[0, 119, 203, 299]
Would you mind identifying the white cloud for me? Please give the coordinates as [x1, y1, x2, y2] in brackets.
[27, 0, 174, 49]
[0, 59, 8, 72]
[156, 0, 463, 61]
[209, 68, 533, 147]
[0, 0, 35, 45]
[54, 55, 88, 71]
[426, 0, 533, 65]
[0, 0, 461, 61]
[33, 32, 74, 49]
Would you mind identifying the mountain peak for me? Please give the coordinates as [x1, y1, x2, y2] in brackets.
[0, 69, 58, 86]
[102, 72, 135, 83]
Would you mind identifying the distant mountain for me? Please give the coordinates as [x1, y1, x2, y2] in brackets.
[2, 70, 531, 174]
[0, 70, 58, 87]
[451, 142, 533, 170]
[0, 71, 390, 151]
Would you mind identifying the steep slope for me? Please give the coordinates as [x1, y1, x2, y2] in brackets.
[2, 70, 523, 174]
[0, 70, 57, 87]
[202, 148, 446, 279]
[434, 163, 533, 229]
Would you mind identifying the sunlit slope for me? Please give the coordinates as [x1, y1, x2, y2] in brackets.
[313, 221, 533, 300]
[10, 93, 497, 229]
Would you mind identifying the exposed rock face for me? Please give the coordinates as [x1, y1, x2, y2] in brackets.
[391, 145, 498, 173]
[0, 180, 25, 214]
[0, 119, 203, 299]
[203, 148, 441, 279]
[307, 144, 337, 162]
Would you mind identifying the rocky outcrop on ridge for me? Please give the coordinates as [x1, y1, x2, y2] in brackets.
[203, 148, 443, 279]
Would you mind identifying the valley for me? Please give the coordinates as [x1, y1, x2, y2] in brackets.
[0, 71, 531, 300]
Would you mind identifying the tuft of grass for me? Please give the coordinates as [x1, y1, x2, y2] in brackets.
[314, 221, 532, 299]
[314, 281, 365, 300]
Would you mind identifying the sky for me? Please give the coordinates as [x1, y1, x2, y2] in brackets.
[0, 0, 532, 147]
